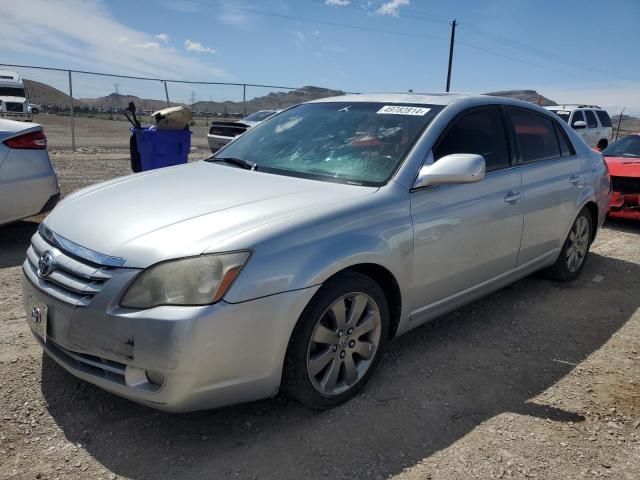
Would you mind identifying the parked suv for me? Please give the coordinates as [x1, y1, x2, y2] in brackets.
[545, 105, 612, 149]
[23, 94, 610, 412]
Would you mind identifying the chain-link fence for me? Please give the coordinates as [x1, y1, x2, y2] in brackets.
[0, 63, 349, 152]
[1, 63, 638, 153]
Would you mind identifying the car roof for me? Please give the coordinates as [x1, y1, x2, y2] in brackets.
[308, 92, 473, 106]
[545, 105, 603, 111]
[306, 93, 555, 111]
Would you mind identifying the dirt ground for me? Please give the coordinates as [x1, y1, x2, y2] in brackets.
[0, 153, 639, 480]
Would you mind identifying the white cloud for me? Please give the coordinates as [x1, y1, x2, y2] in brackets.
[325, 0, 351, 5]
[0, 0, 229, 81]
[312, 30, 320, 36]
[134, 41, 160, 50]
[376, 0, 409, 17]
[154, 33, 170, 44]
[184, 40, 216, 54]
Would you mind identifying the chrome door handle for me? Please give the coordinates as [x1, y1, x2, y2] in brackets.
[504, 191, 522, 204]
[569, 174, 581, 185]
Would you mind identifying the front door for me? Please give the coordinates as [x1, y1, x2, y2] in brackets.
[409, 106, 524, 319]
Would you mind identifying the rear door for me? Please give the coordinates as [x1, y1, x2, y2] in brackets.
[507, 107, 582, 266]
[409, 106, 524, 317]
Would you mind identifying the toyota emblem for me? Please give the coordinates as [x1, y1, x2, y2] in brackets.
[37, 250, 55, 278]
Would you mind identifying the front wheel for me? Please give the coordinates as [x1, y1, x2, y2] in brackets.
[282, 271, 389, 409]
[546, 208, 593, 282]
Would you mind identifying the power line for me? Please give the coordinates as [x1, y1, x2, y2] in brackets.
[313, 0, 615, 82]
[179, 0, 447, 41]
[457, 22, 615, 80]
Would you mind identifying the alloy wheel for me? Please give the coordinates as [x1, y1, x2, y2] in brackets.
[566, 216, 590, 272]
[306, 292, 382, 396]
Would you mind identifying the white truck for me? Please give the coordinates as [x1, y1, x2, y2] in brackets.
[0, 71, 32, 121]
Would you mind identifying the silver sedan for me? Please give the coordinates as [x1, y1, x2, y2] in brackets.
[22, 94, 610, 411]
[0, 119, 59, 226]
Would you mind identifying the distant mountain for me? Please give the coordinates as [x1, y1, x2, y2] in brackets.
[191, 86, 345, 114]
[23, 79, 86, 108]
[79, 92, 182, 111]
[484, 89, 557, 106]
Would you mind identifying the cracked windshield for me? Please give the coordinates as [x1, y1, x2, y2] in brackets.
[213, 102, 441, 185]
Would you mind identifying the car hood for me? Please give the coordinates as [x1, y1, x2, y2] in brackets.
[604, 156, 640, 178]
[45, 161, 377, 267]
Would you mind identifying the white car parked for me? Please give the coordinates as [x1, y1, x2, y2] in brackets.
[545, 105, 613, 149]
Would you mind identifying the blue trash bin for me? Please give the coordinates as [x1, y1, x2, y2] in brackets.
[132, 127, 191, 171]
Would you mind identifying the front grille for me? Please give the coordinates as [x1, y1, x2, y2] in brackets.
[209, 125, 247, 137]
[5, 102, 24, 112]
[24, 231, 112, 307]
[611, 176, 640, 195]
[45, 337, 127, 385]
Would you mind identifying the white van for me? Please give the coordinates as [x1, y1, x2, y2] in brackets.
[0, 71, 32, 121]
[545, 105, 612, 149]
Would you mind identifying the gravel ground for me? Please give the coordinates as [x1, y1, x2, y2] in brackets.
[1, 153, 639, 480]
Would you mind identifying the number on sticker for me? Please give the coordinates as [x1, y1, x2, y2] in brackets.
[377, 105, 431, 116]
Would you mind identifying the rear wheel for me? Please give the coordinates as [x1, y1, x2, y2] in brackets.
[282, 271, 389, 409]
[546, 208, 593, 282]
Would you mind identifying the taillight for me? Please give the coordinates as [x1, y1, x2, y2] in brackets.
[3, 130, 47, 149]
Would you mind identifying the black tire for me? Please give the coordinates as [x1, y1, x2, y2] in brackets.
[282, 271, 389, 409]
[31, 108, 39, 115]
[546, 208, 593, 282]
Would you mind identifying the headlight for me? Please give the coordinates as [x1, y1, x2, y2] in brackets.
[120, 252, 251, 308]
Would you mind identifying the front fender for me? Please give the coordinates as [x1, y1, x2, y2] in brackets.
[224, 187, 413, 304]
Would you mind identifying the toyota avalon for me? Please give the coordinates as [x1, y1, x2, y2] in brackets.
[22, 94, 610, 411]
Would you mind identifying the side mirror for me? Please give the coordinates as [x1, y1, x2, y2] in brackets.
[572, 120, 587, 129]
[413, 153, 486, 189]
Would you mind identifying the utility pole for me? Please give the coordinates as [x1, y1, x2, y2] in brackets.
[445, 19, 457, 92]
[190, 90, 196, 110]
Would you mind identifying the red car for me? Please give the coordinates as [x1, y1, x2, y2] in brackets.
[602, 134, 640, 220]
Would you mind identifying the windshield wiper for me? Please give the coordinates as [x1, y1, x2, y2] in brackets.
[207, 157, 257, 170]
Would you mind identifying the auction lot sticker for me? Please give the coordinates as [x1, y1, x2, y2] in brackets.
[377, 105, 431, 116]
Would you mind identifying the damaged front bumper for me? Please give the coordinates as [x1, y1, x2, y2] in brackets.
[608, 191, 640, 220]
[22, 267, 319, 412]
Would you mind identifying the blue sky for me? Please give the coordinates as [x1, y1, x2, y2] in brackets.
[1, 0, 639, 114]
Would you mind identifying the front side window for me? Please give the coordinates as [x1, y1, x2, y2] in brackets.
[596, 110, 612, 128]
[571, 110, 585, 126]
[433, 107, 510, 172]
[0, 87, 26, 97]
[584, 110, 598, 128]
[210, 102, 442, 186]
[509, 108, 561, 164]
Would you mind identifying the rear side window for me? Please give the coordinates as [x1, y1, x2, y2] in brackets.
[554, 123, 575, 157]
[571, 110, 585, 126]
[433, 107, 510, 172]
[596, 110, 612, 127]
[508, 108, 561, 163]
[584, 110, 597, 128]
